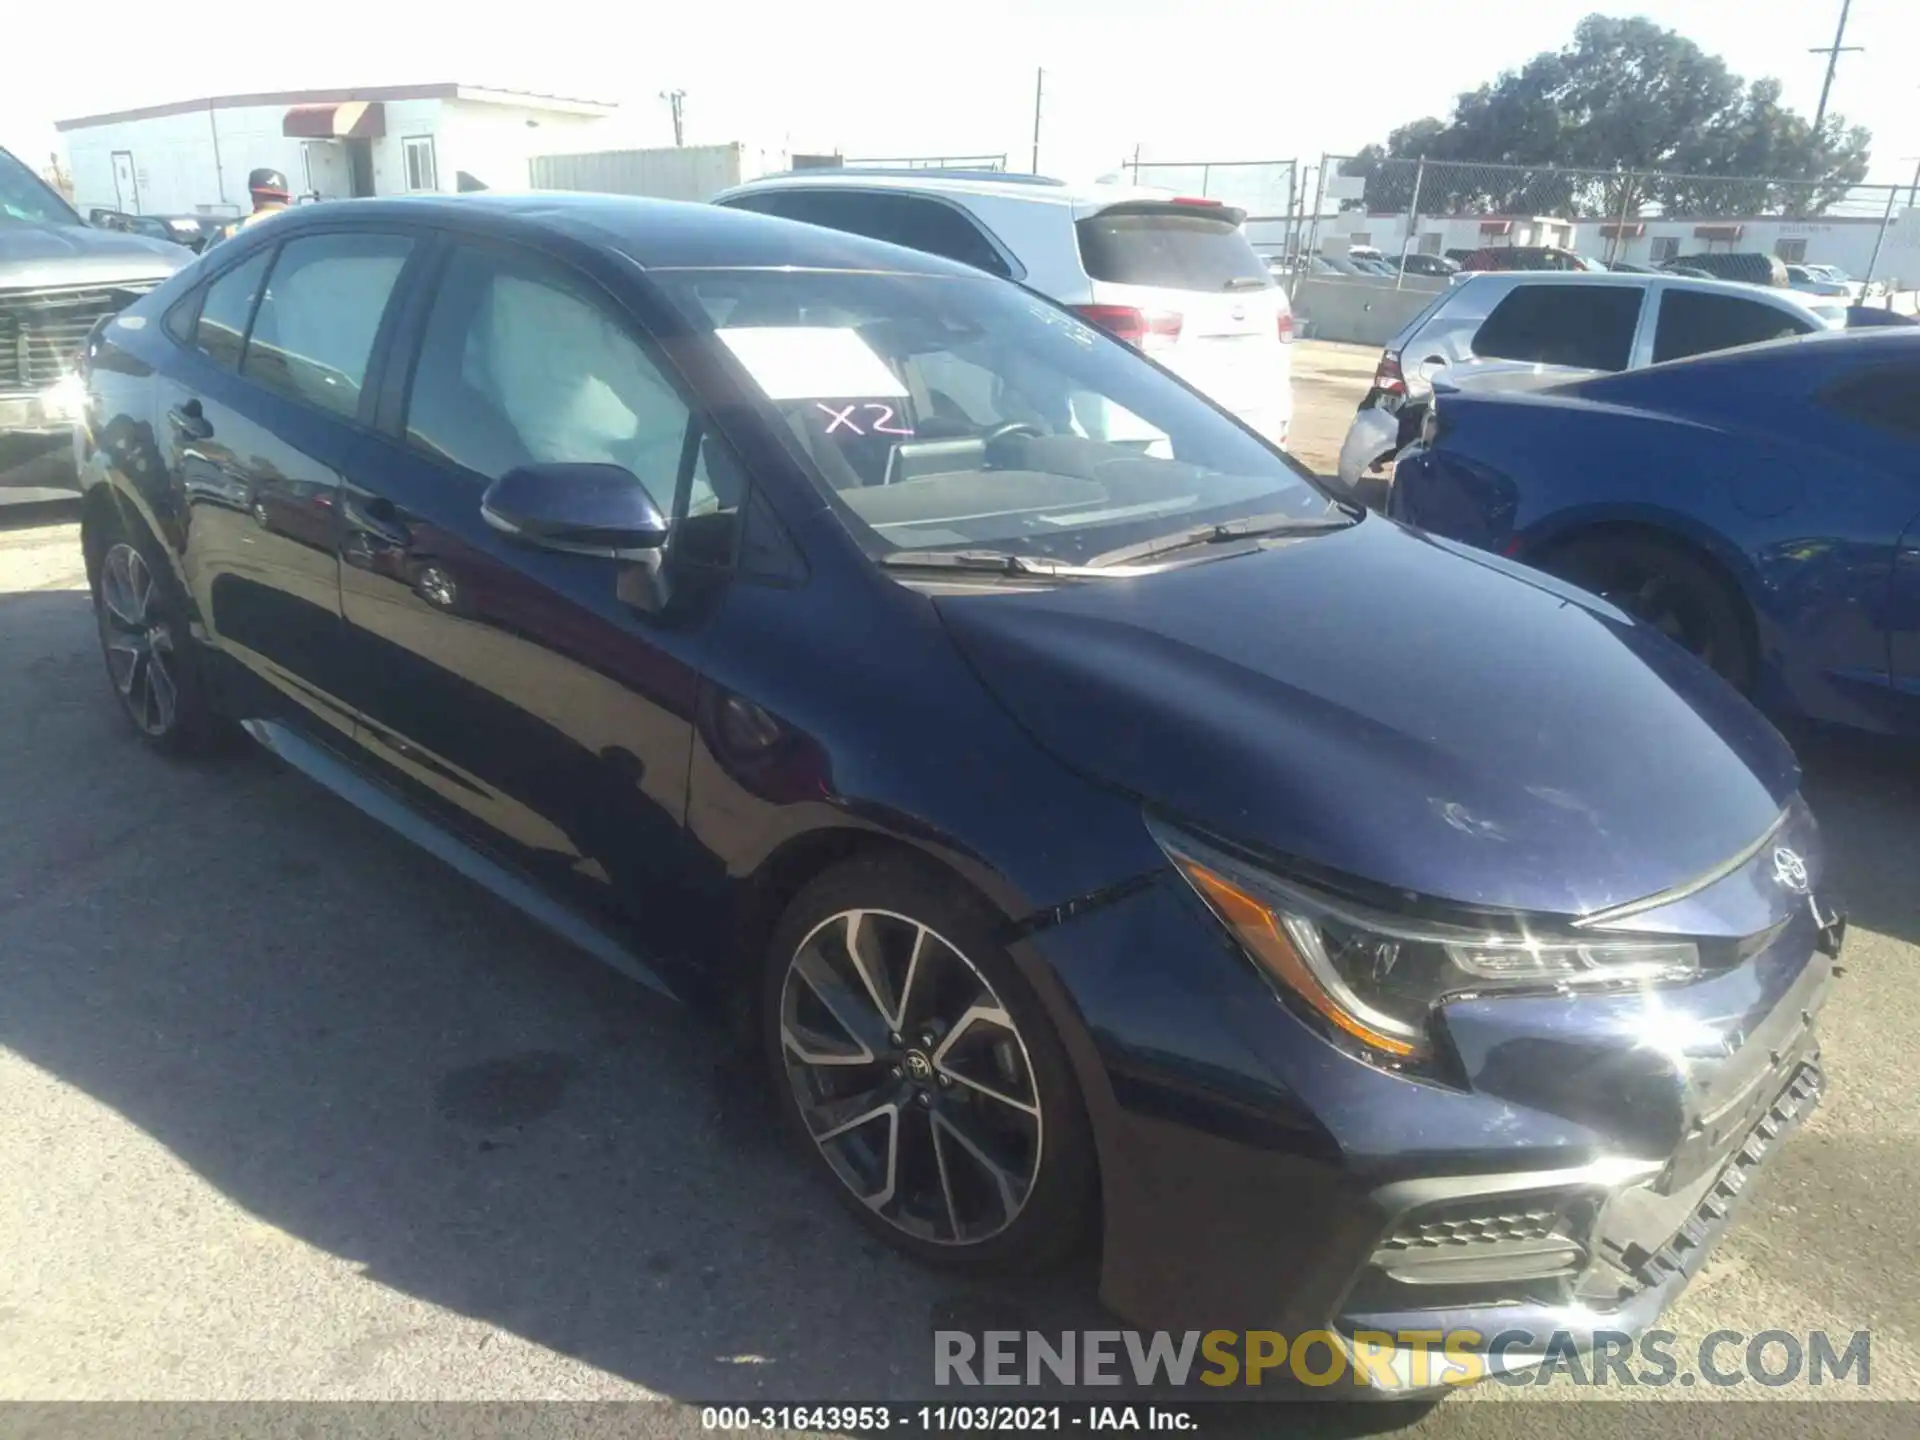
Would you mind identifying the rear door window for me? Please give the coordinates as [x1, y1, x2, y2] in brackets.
[1471, 283, 1642, 371]
[243, 232, 413, 420]
[739, 189, 1013, 278]
[1076, 207, 1270, 292]
[191, 249, 273, 370]
[1652, 289, 1816, 364]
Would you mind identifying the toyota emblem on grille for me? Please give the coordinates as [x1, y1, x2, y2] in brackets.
[1772, 847, 1810, 894]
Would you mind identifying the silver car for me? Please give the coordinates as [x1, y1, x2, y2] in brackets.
[1334, 271, 1844, 494]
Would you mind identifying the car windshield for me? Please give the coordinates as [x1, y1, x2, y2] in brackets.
[658, 268, 1331, 565]
[0, 146, 80, 226]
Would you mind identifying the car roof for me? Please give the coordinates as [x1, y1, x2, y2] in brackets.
[1455, 268, 1831, 314]
[259, 192, 983, 277]
[717, 168, 1198, 218]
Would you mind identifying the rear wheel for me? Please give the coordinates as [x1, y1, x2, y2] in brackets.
[1544, 535, 1754, 691]
[762, 856, 1096, 1272]
[90, 512, 227, 754]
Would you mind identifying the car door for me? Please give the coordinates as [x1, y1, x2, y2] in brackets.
[1465, 281, 1646, 372]
[335, 236, 725, 948]
[1647, 285, 1821, 365]
[153, 228, 418, 738]
[1821, 361, 1920, 709]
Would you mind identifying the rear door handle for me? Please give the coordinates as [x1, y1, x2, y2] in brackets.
[167, 398, 213, 441]
[341, 493, 413, 564]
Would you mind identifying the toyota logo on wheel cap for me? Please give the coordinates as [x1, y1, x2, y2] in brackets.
[1772, 847, 1810, 894]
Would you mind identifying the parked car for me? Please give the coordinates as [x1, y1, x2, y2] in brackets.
[1784, 264, 1850, 299]
[127, 214, 226, 253]
[716, 169, 1294, 447]
[1660, 252, 1788, 288]
[1394, 252, 1460, 277]
[1, 144, 187, 501]
[1803, 264, 1870, 302]
[1391, 329, 1920, 733]
[1335, 271, 1842, 491]
[74, 193, 1839, 1384]
[1458, 246, 1602, 273]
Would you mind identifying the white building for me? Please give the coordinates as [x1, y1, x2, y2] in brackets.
[58, 84, 617, 219]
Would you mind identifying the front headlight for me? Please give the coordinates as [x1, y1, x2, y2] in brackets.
[1150, 819, 1698, 1062]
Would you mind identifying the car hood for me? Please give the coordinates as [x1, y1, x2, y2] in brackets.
[934, 517, 1797, 918]
[0, 219, 187, 288]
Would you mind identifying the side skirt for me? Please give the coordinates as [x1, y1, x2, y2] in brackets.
[242, 719, 681, 1003]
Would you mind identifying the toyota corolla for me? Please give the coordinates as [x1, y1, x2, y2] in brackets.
[70, 195, 1841, 1388]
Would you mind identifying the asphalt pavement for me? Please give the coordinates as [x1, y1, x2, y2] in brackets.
[2, 444, 1916, 1434]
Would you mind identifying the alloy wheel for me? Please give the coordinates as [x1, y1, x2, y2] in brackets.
[778, 909, 1044, 1246]
[98, 542, 179, 737]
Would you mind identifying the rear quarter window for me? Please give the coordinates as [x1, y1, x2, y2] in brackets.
[1471, 283, 1643, 371]
[1075, 207, 1269, 291]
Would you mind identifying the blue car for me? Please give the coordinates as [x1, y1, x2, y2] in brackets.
[1392, 330, 1920, 736]
[72, 195, 1840, 1388]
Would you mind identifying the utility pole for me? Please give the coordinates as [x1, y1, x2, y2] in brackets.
[660, 89, 687, 147]
[1809, 0, 1863, 134]
[1030, 68, 1045, 175]
[1906, 157, 1920, 211]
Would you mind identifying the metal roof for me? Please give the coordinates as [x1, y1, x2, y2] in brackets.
[56, 84, 617, 131]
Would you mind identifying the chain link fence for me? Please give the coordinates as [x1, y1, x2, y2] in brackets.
[1122, 159, 1301, 251]
[844, 154, 1009, 171]
[1305, 154, 1919, 305]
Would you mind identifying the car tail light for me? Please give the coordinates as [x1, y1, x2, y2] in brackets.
[1277, 310, 1295, 345]
[1075, 304, 1183, 353]
[1171, 196, 1223, 208]
[1374, 350, 1406, 396]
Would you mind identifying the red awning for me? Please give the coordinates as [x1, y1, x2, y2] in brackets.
[1599, 222, 1646, 238]
[1694, 223, 1744, 241]
[1478, 220, 1512, 236]
[283, 101, 385, 140]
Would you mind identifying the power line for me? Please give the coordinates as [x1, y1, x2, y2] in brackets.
[1808, 0, 1864, 133]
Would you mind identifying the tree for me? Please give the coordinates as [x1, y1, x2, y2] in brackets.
[1348, 14, 1871, 218]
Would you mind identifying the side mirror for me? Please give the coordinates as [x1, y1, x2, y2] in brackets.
[482, 463, 674, 613]
[481, 463, 668, 557]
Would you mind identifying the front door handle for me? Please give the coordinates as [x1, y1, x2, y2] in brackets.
[167, 398, 213, 442]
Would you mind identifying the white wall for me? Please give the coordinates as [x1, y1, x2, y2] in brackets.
[1335, 212, 1900, 277]
[435, 99, 607, 192]
[63, 96, 612, 215]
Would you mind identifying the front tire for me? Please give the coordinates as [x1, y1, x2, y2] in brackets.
[90, 511, 226, 755]
[1544, 535, 1754, 692]
[762, 855, 1096, 1272]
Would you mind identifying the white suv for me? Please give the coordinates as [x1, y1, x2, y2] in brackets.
[1335, 271, 1845, 494]
[715, 169, 1295, 447]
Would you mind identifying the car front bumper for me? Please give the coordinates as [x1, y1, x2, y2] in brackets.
[1017, 808, 1838, 1392]
[2, 381, 88, 495]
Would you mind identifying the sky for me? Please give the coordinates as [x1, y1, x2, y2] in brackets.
[5, 0, 1917, 188]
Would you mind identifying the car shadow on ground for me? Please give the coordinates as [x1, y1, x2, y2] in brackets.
[1791, 725, 1920, 948]
[0, 586, 1441, 1433]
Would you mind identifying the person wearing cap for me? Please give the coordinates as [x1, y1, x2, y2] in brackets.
[213, 168, 292, 244]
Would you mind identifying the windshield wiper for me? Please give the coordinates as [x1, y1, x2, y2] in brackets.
[1223, 276, 1271, 292]
[876, 549, 1096, 577]
[1082, 508, 1358, 569]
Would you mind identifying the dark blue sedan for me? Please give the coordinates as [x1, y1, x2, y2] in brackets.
[71, 195, 1839, 1389]
[1392, 330, 1920, 736]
